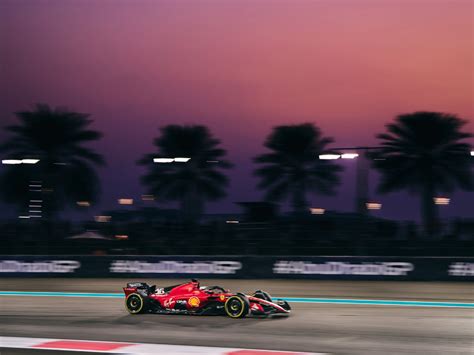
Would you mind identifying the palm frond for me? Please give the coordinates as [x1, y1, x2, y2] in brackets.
[373, 111, 473, 195]
[0, 104, 105, 214]
[139, 125, 231, 216]
[254, 123, 342, 211]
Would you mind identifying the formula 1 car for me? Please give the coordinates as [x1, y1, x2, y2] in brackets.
[123, 279, 291, 318]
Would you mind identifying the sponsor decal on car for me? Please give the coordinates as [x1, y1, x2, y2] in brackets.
[251, 303, 261, 311]
[109, 260, 242, 274]
[163, 298, 175, 308]
[0, 260, 81, 273]
[154, 288, 165, 294]
[188, 296, 200, 307]
[273, 261, 414, 276]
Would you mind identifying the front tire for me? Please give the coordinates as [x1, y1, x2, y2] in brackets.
[125, 293, 146, 314]
[253, 290, 272, 302]
[276, 300, 291, 311]
[224, 295, 250, 318]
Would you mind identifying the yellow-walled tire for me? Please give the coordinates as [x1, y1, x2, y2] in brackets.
[224, 295, 249, 318]
[125, 293, 145, 314]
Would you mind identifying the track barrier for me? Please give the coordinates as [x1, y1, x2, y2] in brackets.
[0, 256, 472, 281]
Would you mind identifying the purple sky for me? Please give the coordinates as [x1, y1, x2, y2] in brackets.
[0, 0, 473, 221]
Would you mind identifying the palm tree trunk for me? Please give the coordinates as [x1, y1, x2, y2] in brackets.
[421, 182, 438, 238]
[291, 181, 307, 215]
[180, 194, 191, 223]
[180, 185, 202, 223]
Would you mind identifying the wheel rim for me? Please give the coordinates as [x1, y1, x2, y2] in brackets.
[126, 294, 143, 313]
[227, 298, 243, 317]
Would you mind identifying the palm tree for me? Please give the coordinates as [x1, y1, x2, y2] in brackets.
[138, 125, 232, 222]
[254, 123, 342, 214]
[0, 104, 104, 218]
[372, 111, 473, 236]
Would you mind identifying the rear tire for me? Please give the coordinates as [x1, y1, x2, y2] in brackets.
[224, 295, 250, 318]
[125, 293, 146, 314]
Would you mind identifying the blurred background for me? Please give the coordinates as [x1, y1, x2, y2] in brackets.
[1, 0, 473, 258]
[1, 108, 472, 256]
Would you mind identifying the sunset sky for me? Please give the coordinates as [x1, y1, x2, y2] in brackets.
[0, 0, 473, 220]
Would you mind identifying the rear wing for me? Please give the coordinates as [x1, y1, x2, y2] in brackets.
[123, 282, 155, 296]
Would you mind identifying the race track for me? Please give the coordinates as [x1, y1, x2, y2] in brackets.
[0, 279, 473, 354]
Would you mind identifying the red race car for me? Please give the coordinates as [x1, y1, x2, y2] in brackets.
[123, 279, 291, 318]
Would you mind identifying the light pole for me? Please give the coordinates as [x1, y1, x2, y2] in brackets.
[320, 148, 473, 216]
[153, 157, 191, 163]
[319, 146, 379, 215]
[2, 158, 42, 218]
[2, 159, 40, 165]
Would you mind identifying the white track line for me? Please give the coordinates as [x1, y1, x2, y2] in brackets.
[0, 336, 327, 354]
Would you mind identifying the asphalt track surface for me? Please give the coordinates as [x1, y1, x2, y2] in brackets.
[1, 279, 473, 354]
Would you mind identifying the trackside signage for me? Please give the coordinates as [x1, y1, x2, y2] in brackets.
[273, 261, 414, 276]
[448, 262, 474, 277]
[0, 256, 472, 281]
[0, 260, 80, 273]
[109, 260, 242, 274]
